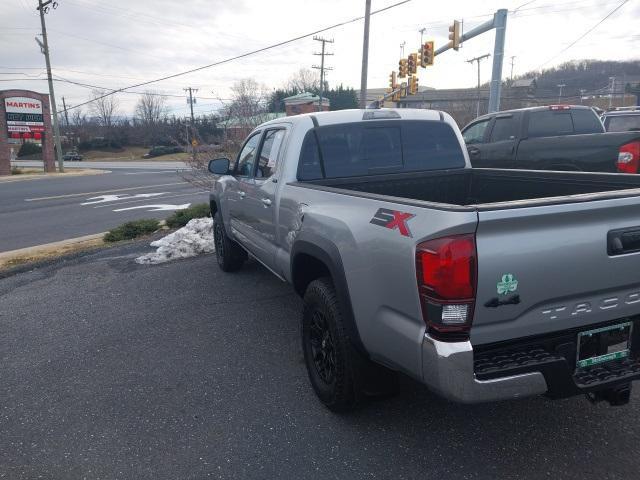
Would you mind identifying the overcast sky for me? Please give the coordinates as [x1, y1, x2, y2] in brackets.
[1, 0, 638, 117]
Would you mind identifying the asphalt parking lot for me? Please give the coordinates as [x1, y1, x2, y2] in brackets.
[1, 243, 639, 479]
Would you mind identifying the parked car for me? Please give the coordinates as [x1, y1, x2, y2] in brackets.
[143, 145, 184, 158]
[602, 106, 640, 133]
[208, 108, 640, 411]
[63, 150, 83, 161]
[461, 105, 640, 173]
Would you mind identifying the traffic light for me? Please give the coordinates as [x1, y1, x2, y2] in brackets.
[389, 71, 397, 90]
[408, 53, 417, 75]
[409, 75, 418, 95]
[398, 58, 408, 78]
[449, 20, 461, 50]
[400, 82, 407, 98]
[420, 41, 434, 67]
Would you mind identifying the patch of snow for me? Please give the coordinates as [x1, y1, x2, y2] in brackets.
[135, 217, 214, 265]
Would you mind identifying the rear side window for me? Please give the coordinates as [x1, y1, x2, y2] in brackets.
[572, 109, 604, 134]
[490, 116, 518, 142]
[298, 120, 465, 180]
[528, 111, 573, 138]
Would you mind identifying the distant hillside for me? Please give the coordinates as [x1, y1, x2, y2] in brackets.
[513, 59, 640, 96]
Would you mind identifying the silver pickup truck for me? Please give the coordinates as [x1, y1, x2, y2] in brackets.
[208, 108, 640, 411]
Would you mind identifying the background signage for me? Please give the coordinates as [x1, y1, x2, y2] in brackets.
[5, 97, 45, 143]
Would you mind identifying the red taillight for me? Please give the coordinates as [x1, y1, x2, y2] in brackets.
[416, 234, 477, 341]
[617, 141, 640, 174]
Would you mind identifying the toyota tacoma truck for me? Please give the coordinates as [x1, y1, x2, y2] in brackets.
[461, 105, 640, 173]
[208, 108, 640, 411]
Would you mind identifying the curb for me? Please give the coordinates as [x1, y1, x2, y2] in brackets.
[0, 232, 107, 269]
[0, 169, 111, 183]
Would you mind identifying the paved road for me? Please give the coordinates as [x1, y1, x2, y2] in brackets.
[1, 165, 208, 252]
[1, 244, 639, 479]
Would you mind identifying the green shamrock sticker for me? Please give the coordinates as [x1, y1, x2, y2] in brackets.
[497, 274, 518, 295]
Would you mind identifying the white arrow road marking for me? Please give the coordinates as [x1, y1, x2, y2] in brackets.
[113, 203, 191, 212]
[81, 192, 169, 205]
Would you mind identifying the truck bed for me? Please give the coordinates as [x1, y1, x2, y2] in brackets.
[298, 168, 640, 210]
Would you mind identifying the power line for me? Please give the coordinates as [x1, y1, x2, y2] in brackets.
[537, 0, 632, 69]
[60, 0, 412, 114]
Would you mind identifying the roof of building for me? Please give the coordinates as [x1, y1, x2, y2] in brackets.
[218, 112, 286, 128]
[511, 78, 537, 88]
[283, 92, 330, 106]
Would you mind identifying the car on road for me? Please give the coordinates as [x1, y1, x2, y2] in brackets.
[461, 105, 640, 173]
[143, 145, 184, 158]
[602, 106, 640, 133]
[63, 150, 83, 161]
[208, 108, 640, 411]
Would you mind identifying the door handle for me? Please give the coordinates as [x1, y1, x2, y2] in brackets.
[261, 198, 272, 207]
[238, 191, 246, 198]
[468, 147, 480, 156]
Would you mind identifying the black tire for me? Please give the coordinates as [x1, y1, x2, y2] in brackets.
[213, 212, 247, 272]
[302, 277, 363, 412]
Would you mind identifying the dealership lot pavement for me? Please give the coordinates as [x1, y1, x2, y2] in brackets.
[1, 244, 639, 479]
[0, 163, 207, 252]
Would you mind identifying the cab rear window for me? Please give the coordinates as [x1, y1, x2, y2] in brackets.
[298, 120, 465, 180]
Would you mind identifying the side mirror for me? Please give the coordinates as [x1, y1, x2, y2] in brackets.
[208, 158, 231, 175]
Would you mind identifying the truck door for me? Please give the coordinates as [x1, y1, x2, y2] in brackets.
[482, 113, 520, 167]
[461, 117, 492, 166]
[241, 127, 287, 271]
[227, 131, 262, 248]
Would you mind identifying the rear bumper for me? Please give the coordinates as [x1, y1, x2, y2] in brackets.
[422, 319, 640, 403]
[421, 334, 548, 403]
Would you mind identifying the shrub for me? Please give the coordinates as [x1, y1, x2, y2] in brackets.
[17, 142, 42, 157]
[104, 219, 160, 242]
[165, 203, 210, 229]
[11, 166, 23, 175]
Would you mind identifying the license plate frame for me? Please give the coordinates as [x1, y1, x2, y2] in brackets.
[576, 322, 633, 368]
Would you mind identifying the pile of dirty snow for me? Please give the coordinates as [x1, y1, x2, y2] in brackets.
[135, 217, 214, 265]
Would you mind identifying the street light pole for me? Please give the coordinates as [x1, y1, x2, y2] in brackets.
[359, 0, 371, 108]
[37, 0, 64, 173]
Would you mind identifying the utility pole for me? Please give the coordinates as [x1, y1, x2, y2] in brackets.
[609, 76, 616, 109]
[467, 54, 491, 117]
[37, 0, 64, 173]
[556, 83, 566, 103]
[312, 36, 334, 112]
[509, 56, 516, 82]
[359, 0, 371, 108]
[61, 96, 69, 127]
[184, 87, 198, 161]
[419, 28, 426, 44]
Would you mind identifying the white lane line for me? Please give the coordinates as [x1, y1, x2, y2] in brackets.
[113, 203, 191, 212]
[81, 192, 169, 206]
[25, 182, 188, 202]
[123, 171, 176, 175]
[92, 192, 202, 208]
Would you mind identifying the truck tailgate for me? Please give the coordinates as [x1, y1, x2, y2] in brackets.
[472, 195, 640, 345]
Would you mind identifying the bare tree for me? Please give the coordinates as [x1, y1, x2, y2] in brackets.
[286, 68, 320, 93]
[89, 89, 119, 134]
[135, 90, 168, 145]
[181, 78, 270, 190]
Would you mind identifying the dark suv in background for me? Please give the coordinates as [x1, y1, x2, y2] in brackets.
[461, 105, 640, 173]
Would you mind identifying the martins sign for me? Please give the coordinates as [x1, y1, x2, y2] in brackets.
[4, 96, 45, 136]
